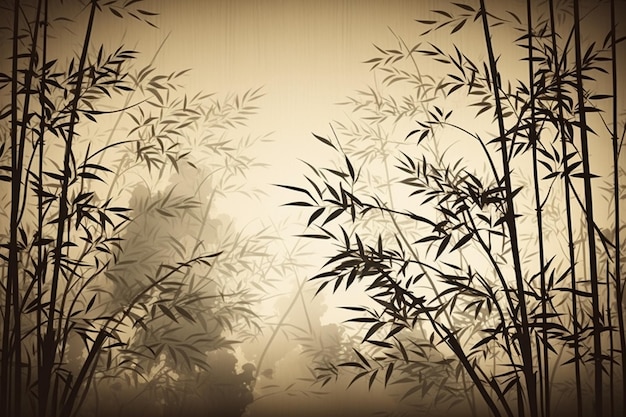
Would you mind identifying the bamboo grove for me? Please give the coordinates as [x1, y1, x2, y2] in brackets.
[282, 1, 626, 416]
[0, 1, 279, 416]
[2, 0, 625, 417]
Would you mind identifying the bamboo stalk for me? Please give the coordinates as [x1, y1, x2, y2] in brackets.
[12, 3, 45, 415]
[0, 1, 21, 414]
[607, 264, 615, 417]
[41, 2, 98, 416]
[572, 0, 603, 415]
[608, 0, 625, 414]
[0, 0, 45, 413]
[547, 1, 583, 414]
[526, 1, 549, 416]
[479, 1, 537, 415]
[37, 0, 49, 415]
[536, 333, 544, 417]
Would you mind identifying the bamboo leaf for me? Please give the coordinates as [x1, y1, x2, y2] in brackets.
[312, 133, 336, 149]
[436, 234, 451, 259]
[158, 304, 178, 323]
[451, 232, 473, 251]
[308, 207, 325, 226]
[353, 348, 370, 368]
[452, 2, 475, 11]
[384, 362, 394, 387]
[174, 306, 196, 323]
[451, 19, 466, 34]
[368, 370, 379, 390]
[363, 321, 385, 342]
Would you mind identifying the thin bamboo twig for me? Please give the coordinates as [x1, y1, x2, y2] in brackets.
[377, 265, 506, 417]
[607, 263, 615, 417]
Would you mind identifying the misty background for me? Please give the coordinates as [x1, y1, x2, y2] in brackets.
[1, 0, 623, 416]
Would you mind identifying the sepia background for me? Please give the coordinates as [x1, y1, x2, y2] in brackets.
[1, 0, 624, 417]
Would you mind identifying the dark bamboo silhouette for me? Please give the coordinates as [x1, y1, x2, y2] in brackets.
[1, 2, 270, 416]
[607, 265, 615, 417]
[2, 0, 44, 414]
[41, 3, 98, 416]
[0, 0, 21, 413]
[609, 0, 625, 413]
[572, 1, 603, 415]
[547, 1, 583, 415]
[282, 1, 624, 417]
[479, 1, 537, 415]
[36, 0, 49, 414]
[525, 2, 549, 415]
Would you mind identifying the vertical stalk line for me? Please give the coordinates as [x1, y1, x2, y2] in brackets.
[535, 334, 543, 417]
[607, 264, 615, 417]
[251, 217, 316, 389]
[479, 1, 537, 416]
[548, 1, 582, 414]
[572, 0, 602, 415]
[526, 1, 549, 416]
[41, 2, 98, 416]
[17, 3, 45, 416]
[253, 275, 307, 384]
[37, 0, 49, 415]
[4, 0, 43, 413]
[609, 0, 625, 412]
[1, 1, 22, 414]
